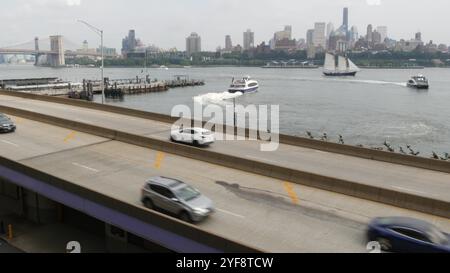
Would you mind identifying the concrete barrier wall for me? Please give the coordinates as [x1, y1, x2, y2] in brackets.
[0, 155, 261, 253]
[1, 104, 449, 219]
[1, 90, 449, 174]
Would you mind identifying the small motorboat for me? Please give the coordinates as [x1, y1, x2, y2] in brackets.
[228, 76, 259, 94]
[407, 75, 429, 89]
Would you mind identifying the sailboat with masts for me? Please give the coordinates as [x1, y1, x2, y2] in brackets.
[323, 52, 360, 76]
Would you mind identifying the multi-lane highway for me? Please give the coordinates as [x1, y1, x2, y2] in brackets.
[0, 94, 449, 204]
[1, 116, 449, 252]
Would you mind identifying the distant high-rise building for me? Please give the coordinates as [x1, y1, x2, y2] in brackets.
[274, 26, 292, 41]
[326, 23, 335, 38]
[350, 26, 359, 46]
[366, 24, 373, 43]
[225, 35, 233, 51]
[313, 22, 326, 48]
[82, 40, 88, 51]
[372, 31, 382, 44]
[186, 32, 202, 56]
[415, 32, 422, 41]
[306, 29, 315, 47]
[343, 7, 349, 34]
[122, 30, 138, 55]
[376, 26, 388, 42]
[243, 29, 255, 50]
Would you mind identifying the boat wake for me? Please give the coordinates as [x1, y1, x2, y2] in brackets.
[193, 91, 243, 106]
[296, 77, 407, 87]
[339, 79, 407, 87]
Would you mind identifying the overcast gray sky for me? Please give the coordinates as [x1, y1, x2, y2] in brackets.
[1, 0, 449, 50]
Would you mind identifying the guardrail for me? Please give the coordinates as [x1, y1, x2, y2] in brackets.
[0, 155, 261, 253]
[1, 90, 449, 174]
[1, 104, 448, 219]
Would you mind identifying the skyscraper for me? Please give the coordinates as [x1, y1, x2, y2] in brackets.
[274, 26, 292, 41]
[326, 23, 335, 38]
[243, 29, 255, 50]
[306, 29, 315, 47]
[128, 30, 136, 51]
[366, 24, 373, 43]
[350, 26, 359, 45]
[372, 30, 382, 44]
[376, 26, 388, 42]
[122, 30, 138, 55]
[186, 32, 201, 56]
[415, 32, 422, 41]
[225, 35, 233, 51]
[313, 22, 326, 48]
[343, 7, 349, 34]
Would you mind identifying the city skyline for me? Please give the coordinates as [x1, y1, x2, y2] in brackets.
[1, 0, 450, 51]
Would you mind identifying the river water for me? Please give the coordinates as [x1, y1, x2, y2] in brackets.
[1, 64, 449, 157]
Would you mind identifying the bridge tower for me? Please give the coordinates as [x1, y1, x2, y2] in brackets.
[48, 35, 65, 67]
[34, 37, 42, 66]
[34, 37, 39, 51]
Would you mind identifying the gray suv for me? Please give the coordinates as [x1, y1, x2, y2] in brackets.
[141, 176, 215, 223]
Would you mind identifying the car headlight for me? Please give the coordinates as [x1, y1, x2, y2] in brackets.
[193, 208, 209, 215]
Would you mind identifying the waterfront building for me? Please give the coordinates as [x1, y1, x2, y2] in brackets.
[186, 32, 202, 56]
[326, 23, 335, 39]
[306, 29, 314, 48]
[243, 29, 255, 50]
[225, 35, 233, 51]
[377, 26, 388, 43]
[97, 46, 117, 56]
[274, 26, 292, 41]
[122, 30, 138, 56]
[366, 24, 373, 43]
[313, 22, 326, 49]
[372, 30, 382, 45]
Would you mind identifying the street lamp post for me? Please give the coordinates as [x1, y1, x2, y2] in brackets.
[233, 97, 237, 127]
[78, 20, 105, 104]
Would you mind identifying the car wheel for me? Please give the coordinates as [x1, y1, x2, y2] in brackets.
[377, 237, 392, 252]
[179, 211, 192, 223]
[143, 198, 154, 210]
[170, 136, 176, 142]
[193, 140, 200, 147]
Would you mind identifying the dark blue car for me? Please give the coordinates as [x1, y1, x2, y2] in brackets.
[367, 217, 450, 253]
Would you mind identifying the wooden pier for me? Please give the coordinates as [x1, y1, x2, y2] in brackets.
[103, 82, 168, 99]
[1, 75, 205, 101]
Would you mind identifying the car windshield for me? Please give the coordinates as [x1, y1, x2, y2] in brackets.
[427, 227, 449, 245]
[174, 186, 201, 202]
[0, 116, 11, 123]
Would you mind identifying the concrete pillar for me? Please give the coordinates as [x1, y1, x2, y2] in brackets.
[22, 189, 57, 224]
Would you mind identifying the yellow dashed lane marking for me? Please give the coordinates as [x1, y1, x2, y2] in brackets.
[14, 117, 24, 124]
[64, 131, 77, 143]
[154, 152, 165, 169]
[283, 182, 299, 205]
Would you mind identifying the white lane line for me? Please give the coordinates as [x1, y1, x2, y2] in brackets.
[72, 162, 99, 173]
[1, 140, 19, 147]
[391, 186, 427, 195]
[216, 208, 245, 219]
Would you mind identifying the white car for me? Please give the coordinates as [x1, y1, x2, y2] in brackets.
[170, 127, 215, 146]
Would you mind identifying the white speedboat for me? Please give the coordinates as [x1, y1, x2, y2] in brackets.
[323, 52, 360, 76]
[407, 75, 429, 89]
[228, 76, 259, 94]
